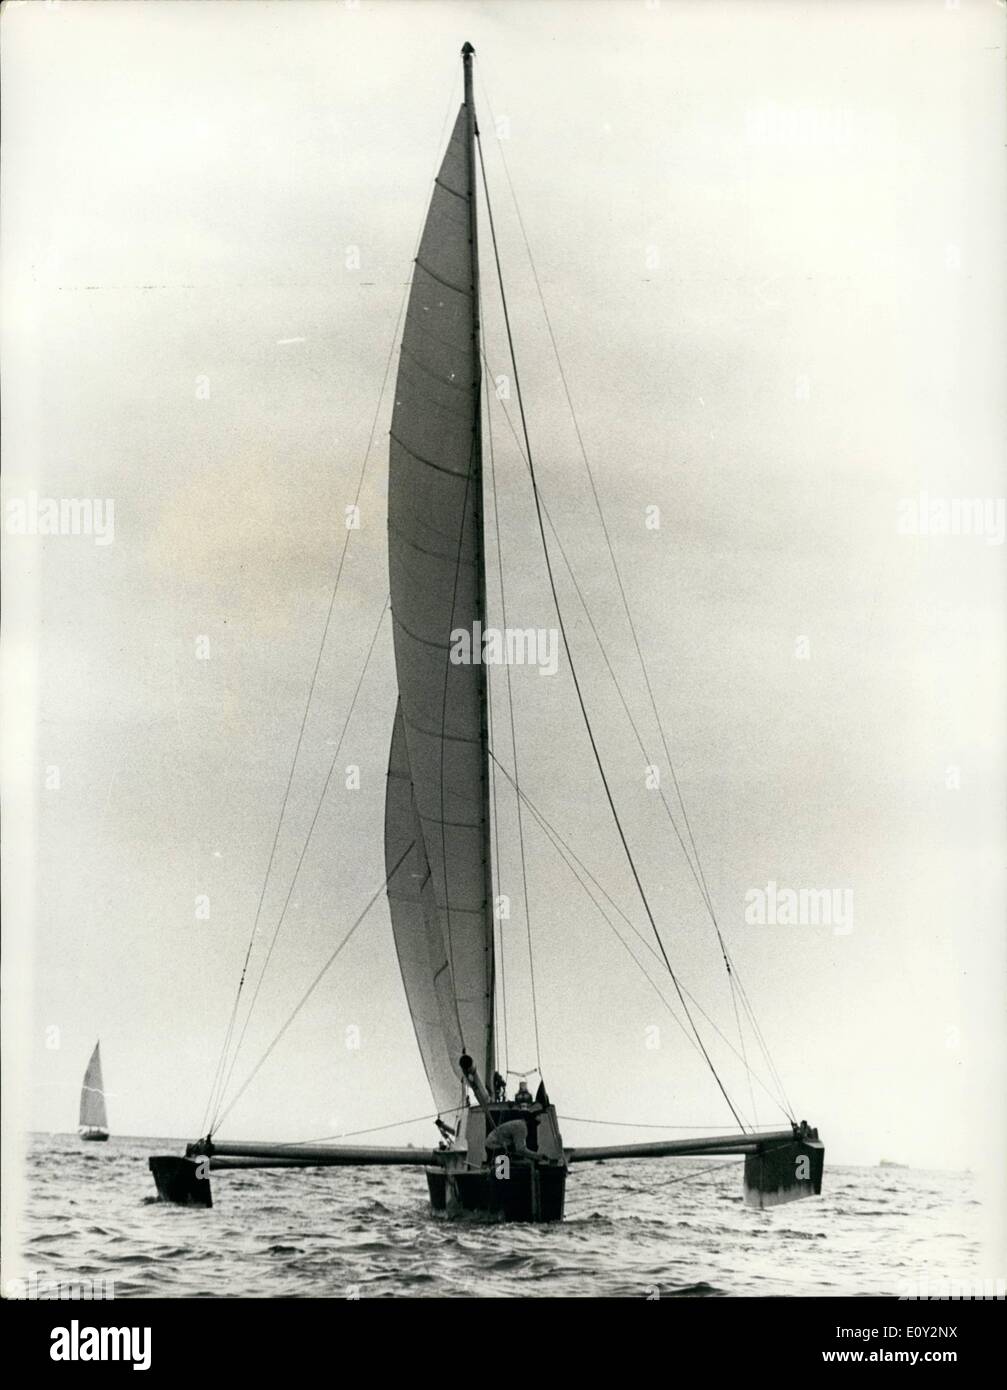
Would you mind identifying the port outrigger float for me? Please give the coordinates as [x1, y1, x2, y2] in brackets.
[151, 43, 824, 1223]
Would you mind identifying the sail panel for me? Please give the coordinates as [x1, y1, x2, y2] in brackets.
[385, 701, 466, 1117]
[434, 113, 468, 198]
[415, 194, 473, 299]
[391, 345, 474, 472]
[398, 277, 472, 404]
[385, 100, 494, 1094]
[79, 1042, 108, 1130]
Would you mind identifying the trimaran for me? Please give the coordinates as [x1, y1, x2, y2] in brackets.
[151, 43, 824, 1223]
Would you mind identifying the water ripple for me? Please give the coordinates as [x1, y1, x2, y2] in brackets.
[8, 1135, 984, 1298]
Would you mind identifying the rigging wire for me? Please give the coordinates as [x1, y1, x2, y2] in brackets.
[200, 304, 403, 1137]
[477, 342, 785, 1116]
[475, 75, 714, 914]
[212, 840, 415, 1134]
[475, 124, 747, 1133]
[200, 68, 462, 1137]
[495, 757, 715, 1068]
[486, 683, 509, 1077]
[476, 77, 794, 1123]
[732, 969, 759, 1133]
[480, 372, 789, 1120]
[559, 1115, 785, 1131]
[211, 598, 391, 1130]
[483, 348, 542, 1074]
[487, 747, 793, 1121]
[656, 1154, 759, 1191]
[251, 1108, 468, 1148]
[484, 388, 729, 936]
[432, 430, 479, 1057]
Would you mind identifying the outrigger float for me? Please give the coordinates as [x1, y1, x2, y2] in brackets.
[151, 43, 824, 1224]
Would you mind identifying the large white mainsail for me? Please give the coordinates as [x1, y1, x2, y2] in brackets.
[384, 88, 494, 1112]
[79, 1041, 108, 1132]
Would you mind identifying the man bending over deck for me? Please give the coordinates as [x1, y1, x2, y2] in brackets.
[485, 1118, 542, 1163]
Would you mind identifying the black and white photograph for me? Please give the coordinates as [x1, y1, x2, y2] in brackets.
[2, 0, 1004, 1348]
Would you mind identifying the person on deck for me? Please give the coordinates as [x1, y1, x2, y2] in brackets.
[492, 1071, 507, 1103]
[514, 1079, 533, 1106]
[485, 1117, 541, 1162]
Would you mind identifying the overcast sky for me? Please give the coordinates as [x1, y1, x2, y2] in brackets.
[2, 0, 1004, 1237]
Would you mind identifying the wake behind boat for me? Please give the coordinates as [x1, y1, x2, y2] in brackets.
[150, 42, 824, 1223]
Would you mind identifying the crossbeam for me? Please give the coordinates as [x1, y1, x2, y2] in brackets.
[192, 1139, 441, 1167]
[565, 1128, 796, 1163]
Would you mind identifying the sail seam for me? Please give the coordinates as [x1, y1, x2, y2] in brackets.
[400, 707, 482, 748]
[404, 317, 473, 361]
[395, 370, 473, 419]
[390, 507, 476, 552]
[414, 257, 471, 297]
[388, 519, 477, 567]
[434, 175, 468, 202]
[390, 610, 460, 654]
[389, 429, 473, 481]
[397, 341, 473, 395]
[419, 811, 483, 832]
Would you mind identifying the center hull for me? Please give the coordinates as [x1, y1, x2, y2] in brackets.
[426, 1163, 566, 1223]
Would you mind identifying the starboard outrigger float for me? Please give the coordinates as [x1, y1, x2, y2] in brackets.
[150, 43, 824, 1223]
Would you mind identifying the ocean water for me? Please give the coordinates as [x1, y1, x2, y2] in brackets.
[10, 1134, 984, 1298]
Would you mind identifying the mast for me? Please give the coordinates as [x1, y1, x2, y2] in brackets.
[461, 40, 496, 1089]
[384, 43, 497, 1111]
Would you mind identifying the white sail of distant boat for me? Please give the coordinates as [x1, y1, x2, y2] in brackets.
[79, 1041, 109, 1141]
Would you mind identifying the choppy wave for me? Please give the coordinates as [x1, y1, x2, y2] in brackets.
[8, 1134, 983, 1298]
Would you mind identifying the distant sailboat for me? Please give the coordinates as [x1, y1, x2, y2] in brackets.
[79, 1041, 109, 1142]
[150, 42, 824, 1221]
